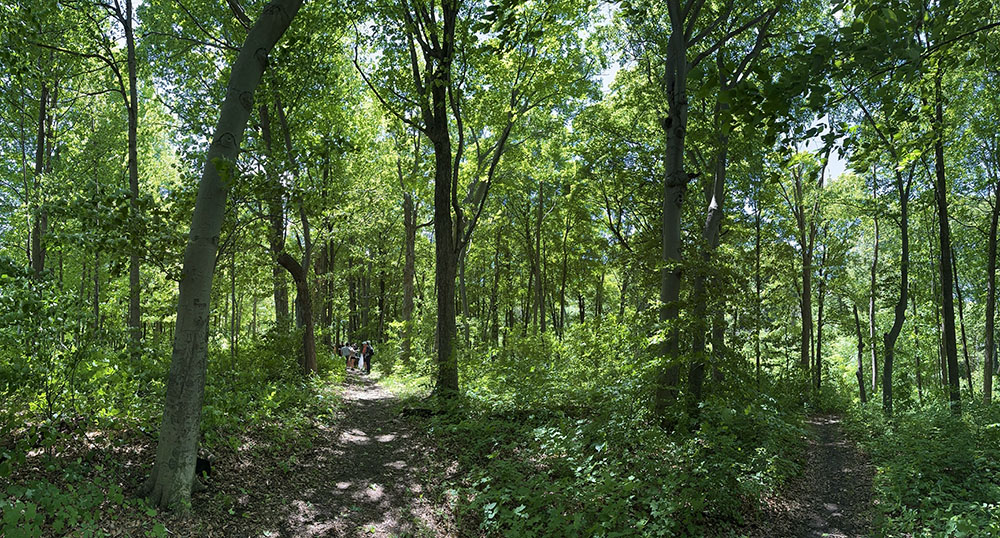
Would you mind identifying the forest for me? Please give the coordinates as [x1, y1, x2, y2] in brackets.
[1, 0, 999, 535]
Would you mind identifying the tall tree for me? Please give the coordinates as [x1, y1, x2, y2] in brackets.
[143, 0, 302, 510]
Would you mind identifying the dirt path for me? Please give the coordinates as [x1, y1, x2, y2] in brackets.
[745, 415, 873, 538]
[275, 370, 454, 537]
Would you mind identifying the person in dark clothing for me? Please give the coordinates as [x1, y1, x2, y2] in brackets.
[362, 341, 375, 374]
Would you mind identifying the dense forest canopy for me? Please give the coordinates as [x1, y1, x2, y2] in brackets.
[2, 0, 1000, 535]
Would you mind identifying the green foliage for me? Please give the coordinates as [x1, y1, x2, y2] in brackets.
[392, 317, 804, 537]
[845, 403, 1000, 537]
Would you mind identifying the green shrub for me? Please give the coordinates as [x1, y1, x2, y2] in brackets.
[845, 403, 1000, 537]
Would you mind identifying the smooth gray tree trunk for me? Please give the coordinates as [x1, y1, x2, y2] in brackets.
[143, 0, 302, 511]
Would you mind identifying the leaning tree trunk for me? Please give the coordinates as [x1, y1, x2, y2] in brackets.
[143, 0, 302, 511]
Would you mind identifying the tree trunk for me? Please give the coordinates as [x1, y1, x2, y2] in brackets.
[985, 174, 999, 404]
[378, 273, 386, 342]
[125, 0, 142, 352]
[797, 171, 814, 374]
[755, 189, 762, 386]
[459, 249, 470, 344]
[870, 175, 880, 395]
[143, 0, 302, 511]
[535, 178, 545, 333]
[558, 218, 570, 336]
[912, 294, 922, 403]
[854, 305, 867, 403]
[929, 217, 946, 389]
[933, 66, 961, 413]
[230, 247, 238, 365]
[432, 139, 459, 394]
[348, 272, 358, 337]
[30, 81, 47, 276]
[596, 270, 604, 320]
[882, 170, 910, 416]
[951, 253, 974, 398]
[278, 252, 317, 374]
[688, 95, 730, 412]
[815, 249, 827, 392]
[401, 191, 417, 363]
[653, 16, 689, 417]
[259, 102, 289, 327]
[487, 226, 501, 343]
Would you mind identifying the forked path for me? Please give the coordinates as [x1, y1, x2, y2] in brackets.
[277, 371, 454, 537]
[749, 415, 874, 537]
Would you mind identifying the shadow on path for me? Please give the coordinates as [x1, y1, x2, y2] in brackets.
[275, 371, 452, 537]
[742, 415, 873, 538]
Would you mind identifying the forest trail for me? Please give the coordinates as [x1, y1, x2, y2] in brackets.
[748, 415, 874, 538]
[275, 370, 454, 537]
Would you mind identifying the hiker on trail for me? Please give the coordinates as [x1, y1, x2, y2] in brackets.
[340, 342, 357, 369]
[361, 341, 375, 375]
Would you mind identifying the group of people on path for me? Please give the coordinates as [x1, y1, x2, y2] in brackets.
[339, 341, 375, 375]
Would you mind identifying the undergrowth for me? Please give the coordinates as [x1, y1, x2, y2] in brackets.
[844, 401, 1000, 537]
[0, 328, 343, 537]
[384, 318, 806, 537]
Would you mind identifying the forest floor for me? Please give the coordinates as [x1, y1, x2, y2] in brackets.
[740, 414, 874, 538]
[260, 369, 456, 537]
[138, 369, 457, 537]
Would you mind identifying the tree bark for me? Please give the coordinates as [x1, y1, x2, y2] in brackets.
[258, 102, 289, 326]
[401, 191, 417, 363]
[869, 174, 880, 395]
[951, 253, 974, 398]
[653, 11, 690, 417]
[933, 66, 961, 413]
[755, 188, 762, 386]
[596, 271, 604, 320]
[30, 81, 48, 276]
[882, 170, 911, 416]
[815, 244, 828, 392]
[912, 294, 922, 403]
[558, 218, 571, 336]
[278, 252, 317, 374]
[985, 172, 999, 404]
[487, 225, 502, 343]
[143, 0, 302, 510]
[125, 0, 142, 352]
[688, 91, 730, 412]
[854, 305, 867, 403]
[535, 178, 546, 333]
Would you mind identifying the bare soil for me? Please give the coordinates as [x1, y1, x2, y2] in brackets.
[269, 370, 455, 537]
[741, 415, 874, 538]
[131, 370, 456, 537]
